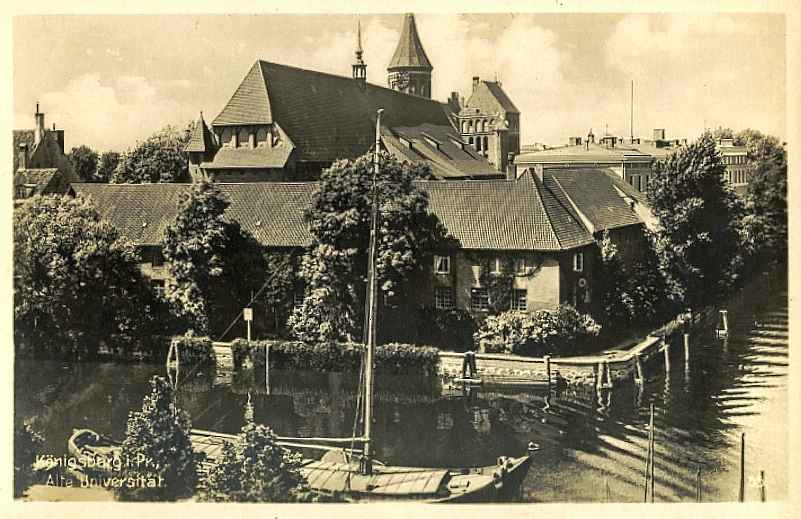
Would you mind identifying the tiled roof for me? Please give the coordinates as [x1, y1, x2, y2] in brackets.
[542, 168, 643, 233]
[381, 124, 501, 179]
[14, 168, 59, 196]
[185, 114, 217, 153]
[72, 183, 316, 248]
[387, 14, 433, 70]
[213, 63, 272, 126]
[202, 144, 293, 169]
[419, 171, 593, 251]
[463, 81, 519, 115]
[210, 61, 460, 166]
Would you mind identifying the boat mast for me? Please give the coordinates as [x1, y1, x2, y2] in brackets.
[361, 108, 383, 476]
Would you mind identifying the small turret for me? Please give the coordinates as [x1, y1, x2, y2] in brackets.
[352, 20, 367, 89]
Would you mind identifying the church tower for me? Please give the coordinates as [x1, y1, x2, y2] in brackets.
[387, 13, 433, 98]
[352, 20, 367, 89]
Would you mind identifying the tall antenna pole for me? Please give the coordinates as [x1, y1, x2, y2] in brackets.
[630, 80, 634, 141]
[362, 108, 383, 476]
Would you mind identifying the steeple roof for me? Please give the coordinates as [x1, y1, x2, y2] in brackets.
[185, 112, 217, 152]
[388, 13, 432, 71]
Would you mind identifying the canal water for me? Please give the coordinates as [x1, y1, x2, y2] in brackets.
[15, 276, 788, 502]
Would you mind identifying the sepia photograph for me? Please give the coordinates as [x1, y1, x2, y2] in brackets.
[5, 1, 798, 514]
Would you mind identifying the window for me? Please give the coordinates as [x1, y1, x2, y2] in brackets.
[152, 249, 164, 267]
[151, 279, 165, 299]
[511, 289, 527, 311]
[238, 128, 250, 148]
[434, 287, 454, 310]
[293, 290, 305, 309]
[490, 257, 502, 274]
[515, 257, 531, 274]
[470, 288, 490, 312]
[220, 127, 233, 147]
[573, 251, 584, 272]
[434, 255, 450, 274]
[256, 127, 269, 147]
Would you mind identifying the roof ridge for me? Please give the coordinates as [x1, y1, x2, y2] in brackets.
[523, 172, 565, 249]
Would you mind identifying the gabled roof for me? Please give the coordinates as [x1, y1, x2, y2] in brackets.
[73, 183, 316, 248]
[419, 171, 593, 251]
[185, 113, 217, 153]
[388, 13, 433, 71]
[463, 81, 519, 115]
[213, 62, 272, 126]
[540, 168, 644, 233]
[209, 61, 484, 173]
[381, 123, 501, 179]
[202, 144, 293, 169]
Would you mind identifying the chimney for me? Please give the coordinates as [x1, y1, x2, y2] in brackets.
[472, 76, 480, 92]
[34, 102, 45, 147]
[449, 91, 461, 112]
[506, 153, 516, 180]
[653, 128, 665, 141]
[18, 143, 29, 170]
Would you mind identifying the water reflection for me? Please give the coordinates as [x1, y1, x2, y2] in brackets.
[15, 280, 787, 502]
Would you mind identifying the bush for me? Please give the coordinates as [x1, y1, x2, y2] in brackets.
[201, 402, 312, 502]
[170, 334, 214, 366]
[231, 339, 439, 375]
[416, 307, 478, 351]
[116, 376, 199, 501]
[14, 422, 44, 498]
[475, 305, 601, 357]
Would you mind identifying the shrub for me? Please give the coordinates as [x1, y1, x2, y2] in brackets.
[201, 401, 312, 502]
[416, 307, 478, 351]
[14, 422, 44, 498]
[116, 376, 199, 501]
[475, 305, 601, 357]
[170, 334, 214, 366]
[232, 339, 439, 375]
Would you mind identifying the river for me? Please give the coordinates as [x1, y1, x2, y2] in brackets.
[14, 275, 788, 502]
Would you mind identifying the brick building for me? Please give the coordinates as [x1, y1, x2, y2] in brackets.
[188, 13, 519, 183]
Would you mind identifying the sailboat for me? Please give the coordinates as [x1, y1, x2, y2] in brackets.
[71, 109, 538, 502]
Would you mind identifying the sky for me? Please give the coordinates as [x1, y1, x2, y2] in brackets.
[12, 12, 786, 153]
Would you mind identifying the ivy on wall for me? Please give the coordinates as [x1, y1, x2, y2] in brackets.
[469, 253, 544, 315]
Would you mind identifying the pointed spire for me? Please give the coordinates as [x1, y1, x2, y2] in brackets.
[352, 18, 367, 86]
[356, 19, 363, 59]
[185, 110, 217, 152]
[388, 13, 432, 71]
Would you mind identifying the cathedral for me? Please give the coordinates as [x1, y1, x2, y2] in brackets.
[187, 13, 521, 182]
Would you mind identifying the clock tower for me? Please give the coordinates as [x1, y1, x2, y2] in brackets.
[387, 13, 433, 98]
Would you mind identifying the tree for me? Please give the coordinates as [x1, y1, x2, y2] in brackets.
[289, 152, 447, 342]
[14, 422, 44, 498]
[202, 400, 312, 502]
[112, 123, 192, 183]
[68, 145, 99, 181]
[13, 195, 155, 357]
[117, 376, 198, 501]
[163, 181, 267, 336]
[744, 147, 787, 267]
[647, 134, 745, 311]
[95, 151, 121, 183]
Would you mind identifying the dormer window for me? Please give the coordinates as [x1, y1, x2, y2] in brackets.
[434, 255, 450, 274]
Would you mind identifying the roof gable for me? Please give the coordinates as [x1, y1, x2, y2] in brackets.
[185, 114, 217, 152]
[388, 14, 433, 70]
[463, 81, 519, 116]
[213, 62, 273, 126]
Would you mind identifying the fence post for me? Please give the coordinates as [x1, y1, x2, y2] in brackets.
[544, 355, 551, 391]
[760, 470, 766, 502]
[696, 467, 702, 502]
[634, 353, 644, 385]
[683, 333, 690, 363]
[739, 432, 746, 502]
[663, 336, 671, 373]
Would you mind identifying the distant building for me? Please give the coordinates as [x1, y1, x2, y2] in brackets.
[716, 138, 750, 194]
[12, 104, 77, 200]
[188, 13, 520, 182]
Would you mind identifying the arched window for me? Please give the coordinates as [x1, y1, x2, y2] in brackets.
[468, 136, 474, 146]
[483, 136, 489, 151]
[476, 138, 482, 152]
[238, 128, 250, 148]
[220, 127, 233, 147]
[256, 127, 269, 147]
[462, 120, 468, 133]
[468, 120, 473, 133]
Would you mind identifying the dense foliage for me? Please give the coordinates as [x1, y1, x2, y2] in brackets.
[289, 152, 448, 342]
[476, 305, 601, 357]
[231, 339, 440, 375]
[14, 422, 45, 498]
[162, 181, 266, 336]
[13, 195, 157, 357]
[112, 123, 192, 183]
[646, 134, 745, 311]
[95, 150, 121, 183]
[202, 401, 311, 502]
[68, 145, 99, 182]
[117, 376, 199, 501]
[381, 306, 478, 351]
[744, 145, 787, 268]
[597, 230, 672, 331]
